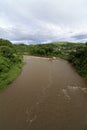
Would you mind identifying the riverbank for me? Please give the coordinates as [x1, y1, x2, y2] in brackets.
[0, 63, 24, 90]
[0, 39, 24, 90]
[68, 45, 87, 79]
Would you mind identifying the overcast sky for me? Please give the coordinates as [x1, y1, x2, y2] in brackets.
[0, 0, 87, 44]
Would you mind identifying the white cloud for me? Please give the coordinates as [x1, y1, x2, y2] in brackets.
[0, 0, 87, 43]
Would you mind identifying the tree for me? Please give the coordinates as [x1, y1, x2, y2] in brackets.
[0, 39, 12, 47]
[85, 42, 87, 46]
[0, 46, 13, 59]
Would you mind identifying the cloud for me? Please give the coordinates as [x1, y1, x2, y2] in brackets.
[72, 34, 87, 40]
[0, 0, 87, 44]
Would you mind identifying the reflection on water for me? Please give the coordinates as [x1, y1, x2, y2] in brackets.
[0, 56, 87, 130]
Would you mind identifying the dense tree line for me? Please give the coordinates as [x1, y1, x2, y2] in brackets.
[14, 43, 67, 58]
[68, 43, 87, 78]
[0, 39, 23, 89]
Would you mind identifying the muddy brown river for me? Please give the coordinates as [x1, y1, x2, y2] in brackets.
[0, 56, 87, 130]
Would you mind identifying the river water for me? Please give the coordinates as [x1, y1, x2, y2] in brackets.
[0, 56, 87, 130]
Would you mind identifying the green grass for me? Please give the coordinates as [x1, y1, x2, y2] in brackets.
[0, 63, 23, 90]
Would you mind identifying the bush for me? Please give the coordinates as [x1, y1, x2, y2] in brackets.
[0, 56, 11, 73]
[0, 46, 13, 59]
[68, 43, 87, 78]
[0, 39, 23, 89]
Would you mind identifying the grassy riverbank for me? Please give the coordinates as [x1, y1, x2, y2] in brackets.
[0, 39, 23, 90]
[68, 43, 87, 79]
[0, 64, 23, 90]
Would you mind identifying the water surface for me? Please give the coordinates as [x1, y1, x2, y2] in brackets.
[0, 56, 87, 130]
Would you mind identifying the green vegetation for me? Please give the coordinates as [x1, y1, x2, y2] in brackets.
[14, 42, 85, 59]
[68, 43, 87, 78]
[14, 42, 87, 79]
[0, 39, 23, 90]
[14, 42, 69, 58]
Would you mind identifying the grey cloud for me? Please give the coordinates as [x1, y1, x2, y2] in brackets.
[72, 34, 87, 40]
